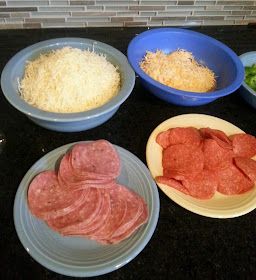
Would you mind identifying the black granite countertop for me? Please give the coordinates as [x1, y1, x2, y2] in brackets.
[1, 26, 256, 280]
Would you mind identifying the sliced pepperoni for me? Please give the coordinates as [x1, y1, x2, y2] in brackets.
[216, 163, 254, 195]
[28, 170, 84, 220]
[156, 130, 171, 149]
[231, 133, 256, 158]
[200, 127, 232, 150]
[155, 176, 189, 195]
[234, 157, 256, 182]
[182, 170, 217, 199]
[47, 188, 102, 232]
[202, 139, 234, 171]
[162, 144, 204, 180]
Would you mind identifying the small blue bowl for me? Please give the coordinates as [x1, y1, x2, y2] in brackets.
[239, 51, 256, 109]
[127, 28, 244, 106]
[1, 38, 135, 132]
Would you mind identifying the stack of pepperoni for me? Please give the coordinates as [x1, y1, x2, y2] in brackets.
[156, 127, 256, 199]
[28, 140, 148, 244]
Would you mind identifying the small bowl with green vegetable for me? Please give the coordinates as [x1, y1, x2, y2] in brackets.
[239, 51, 256, 109]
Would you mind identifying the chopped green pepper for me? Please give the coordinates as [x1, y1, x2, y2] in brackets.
[244, 64, 256, 91]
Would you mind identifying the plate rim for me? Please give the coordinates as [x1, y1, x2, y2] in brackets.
[146, 113, 256, 219]
[13, 141, 160, 277]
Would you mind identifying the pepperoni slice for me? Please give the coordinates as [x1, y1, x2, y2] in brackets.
[200, 127, 232, 150]
[234, 157, 256, 182]
[162, 144, 204, 180]
[182, 170, 217, 199]
[28, 170, 84, 220]
[202, 139, 234, 170]
[231, 133, 256, 158]
[216, 163, 254, 195]
[155, 176, 189, 195]
[156, 130, 171, 149]
[156, 127, 202, 149]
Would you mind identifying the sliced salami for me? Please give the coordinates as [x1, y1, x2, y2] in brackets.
[70, 140, 121, 179]
[47, 187, 102, 232]
[105, 200, 148, 245]
[216, 163, 254, 195]
[28, 170, 85, 220]
[108, 187, 145, 240]
[155, 176, 189, 195]
[202, 139, 234, 171]
[63, 189, 111, 236]
[162, 144, 204, 180]
[234, 157, 256, 182]
[231, 133, 256, 158]
[200, 127, 232, 150]
[87, 184, 128, 240]
[58, 153, 115, 190]
[182, 170, 218, 199]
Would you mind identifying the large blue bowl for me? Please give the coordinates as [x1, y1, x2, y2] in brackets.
[127, 28, 244, 106]
[1, 38, 135, 132]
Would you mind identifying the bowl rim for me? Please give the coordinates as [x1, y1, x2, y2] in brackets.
[1, 37, 135, 122]
[127, 27, 244, 99]
[239, 51, 256, 97]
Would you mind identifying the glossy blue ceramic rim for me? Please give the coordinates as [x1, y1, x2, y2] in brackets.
[1, 38, 135, 122]
[127, 28, 244, 98]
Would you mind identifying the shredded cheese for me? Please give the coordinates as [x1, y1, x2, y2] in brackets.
[19, 47, 121, 113]
[140, 49, 216, 93]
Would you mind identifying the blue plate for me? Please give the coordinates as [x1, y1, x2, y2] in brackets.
[13, 142, 159, 277]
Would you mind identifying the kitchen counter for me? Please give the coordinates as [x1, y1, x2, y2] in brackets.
[1, 26, 256, 279]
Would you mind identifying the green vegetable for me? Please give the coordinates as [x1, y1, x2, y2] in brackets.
[244, 64, 256, 91]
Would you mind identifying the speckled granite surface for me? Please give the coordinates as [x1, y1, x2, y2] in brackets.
[0, 26, 256, 279]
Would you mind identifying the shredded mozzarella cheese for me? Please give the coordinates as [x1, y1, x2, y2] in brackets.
[19, 47, 121, 113]
[140, 49, 216, 93]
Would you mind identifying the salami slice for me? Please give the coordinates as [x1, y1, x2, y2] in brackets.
[231, 133, 256, 158]
[162, 144, 204, 180]
[200, 127, 232, 150]
[87, 184, 128, 240]
[216, 163, 254, 195]
[202, 139, 234, 171]
[28, 170, 85, 220]
[234, 157, 256, 182]
[156, 176, 189, 195]
[58, 153, 115, 191]
[63, 189, 111, 236]
[105, 200, 148, 245]
[70, 140, 121, 179]
[182, 170, 217, 199]
[108, 187, 145, 240]
[47, 187, 102, 232]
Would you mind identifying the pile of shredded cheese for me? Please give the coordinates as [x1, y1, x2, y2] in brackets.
[140, 49, 216, 93]
[19, 47, 121, 113]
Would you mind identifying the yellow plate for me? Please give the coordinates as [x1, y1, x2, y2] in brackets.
[146, 114, 256, 218]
